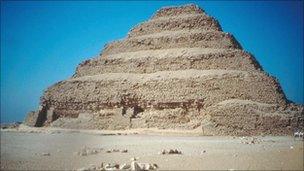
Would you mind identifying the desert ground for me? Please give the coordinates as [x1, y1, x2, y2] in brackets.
[1, 126, 303, 171]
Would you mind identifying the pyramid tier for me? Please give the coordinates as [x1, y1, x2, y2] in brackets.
[128, 14, 221, 38]
[47, 99, 303, 134]
[101, 30, 241, 56]
[151, 4, 205, 19]
[205, 99, 304, 135]
[42, 69, 286, 117]
[75, 48, 261, 77]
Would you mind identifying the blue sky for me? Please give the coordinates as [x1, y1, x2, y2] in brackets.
[1, 1, 303, 123]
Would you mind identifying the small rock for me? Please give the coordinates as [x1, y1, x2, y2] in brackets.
[121, 149, 128, 153]
[159, 149, 166, 155]
[130, 157, 139, 161]
[131, 161, 141, 171]
[42, 152, 50, 156]
[104, 163, 119, 170]
[114, 163, 119, 169]
[160, 149, 181, 155]
[138, 163, 149, 170]
[120, 163, 131, 170]
[106, 150, 112, 153]
[152, 163, 158, 169]
[168, 149, 175, 154]
[290, 146, 294, 149]
[105, 163, 115, 170]
[112, 149, 119, 152]
[92, 149, 98, 154]
[145, 164, 154, 170]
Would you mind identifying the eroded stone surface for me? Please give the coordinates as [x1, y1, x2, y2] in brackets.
[24, 4, 303, 135]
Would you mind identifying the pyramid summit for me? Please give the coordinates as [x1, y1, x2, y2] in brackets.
[25, 4, 303, 135]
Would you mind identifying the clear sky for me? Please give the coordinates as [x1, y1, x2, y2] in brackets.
[1, 1, 303, 123]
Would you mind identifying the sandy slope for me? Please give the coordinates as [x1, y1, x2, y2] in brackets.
[1, 127, 303, 170]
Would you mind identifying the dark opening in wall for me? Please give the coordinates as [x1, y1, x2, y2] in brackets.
[34, 107, 47, 127]
[52, 111, 59, 122]
[122, 107, 127, 116]
[132, 105, 144, 118]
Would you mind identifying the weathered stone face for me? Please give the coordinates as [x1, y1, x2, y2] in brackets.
[24, 105, 48, 127]
[25, 4, 303, 135]
[24, 111, 39, 127]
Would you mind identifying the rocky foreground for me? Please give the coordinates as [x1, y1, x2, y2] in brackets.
[1, 126, 303, 170]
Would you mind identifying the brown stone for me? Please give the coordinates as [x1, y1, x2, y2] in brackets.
[24, 4, 303, 135]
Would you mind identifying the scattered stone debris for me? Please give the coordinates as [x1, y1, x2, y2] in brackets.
[78, 161, 158, 171]
[104, 163, 119, 170]
[76, 146, 103, 156]
[0, 122, 22, 129]
[201, 150, 206, 154]
[105, 148, 128, 153]
[294, 131, 304, 140]
[158, 149, 182, 155]
[138, 163, 158, 170]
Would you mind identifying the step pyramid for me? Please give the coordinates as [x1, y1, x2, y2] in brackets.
[25, 4, 303, 135]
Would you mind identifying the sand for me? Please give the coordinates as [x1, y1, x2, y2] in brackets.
[0, 127, 303, 170]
